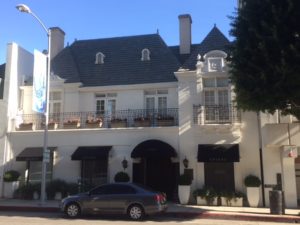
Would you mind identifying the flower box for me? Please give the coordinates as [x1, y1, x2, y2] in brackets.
[221, 197, 243, 207]
[41, 122, 58, 130]
[18, 123, 33, 131]
[196, 196, 218, 206]
[63, 121, 80, 129]
[157, 119, 174, 127]
[110, 119, 127, 128]
[85, 119, 103, 128]
[134, 118, 151, 127]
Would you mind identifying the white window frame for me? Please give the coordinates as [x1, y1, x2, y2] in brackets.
[95, 52, 105, 64]
[144, 89, 168, 109]
[95, 93, 117, 115]
[141, 48, 150, 61]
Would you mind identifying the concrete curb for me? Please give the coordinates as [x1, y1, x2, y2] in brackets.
[0, 205, 299, 223]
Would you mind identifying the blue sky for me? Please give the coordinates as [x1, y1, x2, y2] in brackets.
[0, 0, 237, 64]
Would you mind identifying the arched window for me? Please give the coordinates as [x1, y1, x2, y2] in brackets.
[95, 52, 105, 64]
[141, 48, 150, 61]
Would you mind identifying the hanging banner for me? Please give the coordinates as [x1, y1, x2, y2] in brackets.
[32, 50, 47, 113]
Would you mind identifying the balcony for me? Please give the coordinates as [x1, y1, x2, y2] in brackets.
[13, 108, 178, 131]
[193, 105, 241, 125]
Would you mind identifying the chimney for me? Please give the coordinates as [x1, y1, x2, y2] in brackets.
[50, 27, 65, 60]
[178, 14, 192, 54]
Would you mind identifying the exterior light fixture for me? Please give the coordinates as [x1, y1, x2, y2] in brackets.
[183, 157, 189, 169]
[122, 157, 128, 170]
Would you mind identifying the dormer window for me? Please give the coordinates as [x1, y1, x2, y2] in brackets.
[141, 48, 150, 61]
[204, 50, 227, 72]
[208, 58, 222, 72]
[95, 52, 105, 64]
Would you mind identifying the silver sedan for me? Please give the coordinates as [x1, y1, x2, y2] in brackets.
[60, 183, 167, 220]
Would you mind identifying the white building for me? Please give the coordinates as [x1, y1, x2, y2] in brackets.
[0, 15, 299, 208]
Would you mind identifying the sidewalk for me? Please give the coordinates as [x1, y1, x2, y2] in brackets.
[0, 199, 299, 223]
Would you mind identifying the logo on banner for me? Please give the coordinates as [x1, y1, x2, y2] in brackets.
[32, 50, 47, 113]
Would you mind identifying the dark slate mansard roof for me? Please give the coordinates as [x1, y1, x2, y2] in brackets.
[52, 34, 180, 87]
[51, 26, 230, 86]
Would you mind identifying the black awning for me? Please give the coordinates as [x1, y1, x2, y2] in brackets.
[131, 140, 177, 158]
[71, 146, 112, 160]
[197, 144, 240, 162]
[16, 147, 56, 161]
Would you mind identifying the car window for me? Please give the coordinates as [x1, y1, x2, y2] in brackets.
[89, 184, 137, 195]
[105, 184, 136, 194]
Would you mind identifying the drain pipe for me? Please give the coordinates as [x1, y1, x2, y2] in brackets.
[257, 111, 266, 206]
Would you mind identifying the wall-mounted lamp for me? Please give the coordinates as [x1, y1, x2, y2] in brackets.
[122, 157, 128, 170]
[183, 157, 189, 169]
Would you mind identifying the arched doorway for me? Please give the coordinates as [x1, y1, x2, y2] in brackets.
[131, 140, 179, 200]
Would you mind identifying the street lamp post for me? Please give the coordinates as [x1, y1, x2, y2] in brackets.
[16, 3, 51, 204]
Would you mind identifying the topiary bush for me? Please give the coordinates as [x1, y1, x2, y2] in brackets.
[178, 173, 192, 185]
[244, 175, 261, 187]
[114, 171, 130, 182]
[3, 170, 20, 182]
[14, 183, 36, 199]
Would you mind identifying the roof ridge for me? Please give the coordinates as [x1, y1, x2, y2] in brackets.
[72, 33, 159, 45]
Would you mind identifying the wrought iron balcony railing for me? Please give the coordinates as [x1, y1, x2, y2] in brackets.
[193, 104, 241, 125]
[14, 108, 178, 131]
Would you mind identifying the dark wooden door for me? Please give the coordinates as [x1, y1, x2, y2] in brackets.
[204, 162, 235, 192]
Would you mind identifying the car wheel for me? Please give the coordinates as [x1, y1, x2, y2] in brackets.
[65, 203, 81, 218]
[127, 204, 144, 220]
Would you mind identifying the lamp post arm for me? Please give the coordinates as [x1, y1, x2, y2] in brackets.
[28, 11, 49, 36]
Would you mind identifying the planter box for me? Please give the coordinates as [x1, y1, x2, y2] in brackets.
[18, 123, 33, 131]
[221, 197, 243, 207]
[3, 181, 19, 198]
[111, 121, 127, 128]
[85, 121, 103, 128]
[196, 196, 218, 206]
[134, 120, 151, 127]
[157, 119, 174, 127]
[63, 122, 80, 129]
[41, 123, 58, 130]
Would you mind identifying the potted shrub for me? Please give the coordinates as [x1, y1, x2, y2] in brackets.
[194, 186, 217, 206]
[3, 170, 20, 198]
[244, 174, 261, 207]
[114, 171, 130, 182]
[178, 173, 192, 205]
[41, 121, 58, 130]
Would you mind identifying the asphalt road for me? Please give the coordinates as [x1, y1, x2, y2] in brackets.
[0, 211, 293, 225]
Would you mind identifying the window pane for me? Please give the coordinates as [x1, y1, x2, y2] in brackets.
[50, 92, 61, 101]
[95, 93, 106, 98]
[218, 90, 228, 105]
[107, 93, 117, 98]
[144, 90, 156, 95]
[107, 99, 116, 114]
[157, 89, 168, 95]
[146, 97, 155, 110]
[217, 78, 229, 87]
[204, 91, 215, 105]
[96, 100, 105, 114]
[208, 58, 222, 72]
[203, 78, 215, 87]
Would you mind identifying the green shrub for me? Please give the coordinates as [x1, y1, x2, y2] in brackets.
[66, 182, 79, 195]
[3, 170, 20, 182]
[46, 179, 68, 199]
[14, 183, 36, 199]
[114, 171, 130, 182]
[178, 173, 192, 185]
[193, 186, 217, 205]
[244, 175, 261, 187]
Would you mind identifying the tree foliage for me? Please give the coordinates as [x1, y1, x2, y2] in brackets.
[230, 0, 300, 118]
